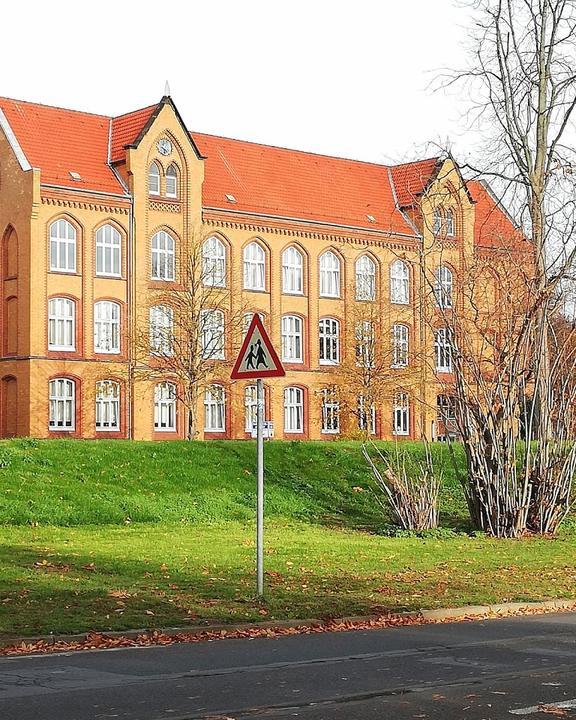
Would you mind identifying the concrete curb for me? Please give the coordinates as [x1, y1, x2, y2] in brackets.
[1, 599, 575, 652]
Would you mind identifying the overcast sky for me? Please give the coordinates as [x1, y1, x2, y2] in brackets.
[4, 0, 479, 165]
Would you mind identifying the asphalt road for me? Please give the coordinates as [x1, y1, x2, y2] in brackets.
[1, 612, 576, 719]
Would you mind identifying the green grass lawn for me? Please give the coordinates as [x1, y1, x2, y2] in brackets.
[0, 438, 574, 639]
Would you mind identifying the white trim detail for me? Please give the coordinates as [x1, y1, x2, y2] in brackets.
[0, 109, 32, 171]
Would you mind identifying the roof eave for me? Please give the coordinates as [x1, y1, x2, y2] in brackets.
[0, 108, 32, 171]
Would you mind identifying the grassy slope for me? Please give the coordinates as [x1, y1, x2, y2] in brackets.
[0, 438, 466, 529]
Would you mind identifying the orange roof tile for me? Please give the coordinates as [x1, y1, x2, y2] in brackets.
[110, 104, 159, 163]
[389, 158, 440, 207]
[0, 97, 125, 195]
[191, 132, 416, 235]
[467, 180, 526, 249]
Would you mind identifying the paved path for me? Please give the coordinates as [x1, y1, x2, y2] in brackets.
[1, 612, 576, 719]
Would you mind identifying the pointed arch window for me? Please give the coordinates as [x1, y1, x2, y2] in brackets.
[282, 246, 304, 294]
[244, 384, 267, 433]
[243, 242, 266, 290]
[390, 260, 409, 304]
[149, 162, 161, 195]
[149, 305, 174, 355]
[166, 163, 178, 198]
[151, 230, 175, 280]
[49, 378, 75, 431]
[284, 386, 303, 433]
[432, 208, 443, 235]
[96, 224, 122, 277]
[435, 327, 453, 372]
[154, 381, 177, 431]
[434, 266, 453, 308]
[48, 297, 75, 351]
[319, 317, 340, 365]
[321, 387, 340, 434]
[392, 391, 410, 436]
[281, 315, 303, 363]
[94, 300, 120, 354]
[445, 208, 455, 236]
[319, 251, 341, 297]
[204, 385, 226, 432]
[355, 255, 376, 301]
[200, 309, 225, 360]
[391, 323, 409, 367]
[49, 219, 77, 273]
[95, 380, 120, 431]
[202, 236, 226, 287]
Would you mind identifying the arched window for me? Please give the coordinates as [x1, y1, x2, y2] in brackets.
[49, 378, 75, 431]
[96, 225, 122, 277]
[321, 387, 340, 434]
[432, 208, 443, 235]
[242, 311, 265, 337]
[434, 266, 453, 308]
[49, 219, 77, 273]
[95, 380, 120, 431]
[204, 385, 225, 432]
[319, 251, 341, 297]
[243, 242, 266, 290]
[94, 301, 120, 354]
[284, 386, 303, 433]
[202, 236, 226, 287]
[282, 246, 304, 294]
[151, 230, 175, 280]
[391, 324, 409, 367]
[281, 315, 303, 363]
[165, 164, 178, 198]
[355, 255, 376, 301]
[149, 305, 173, 355]
[154, 381, 176, 431]
[244, 384, 267, 433]
[319, 317, 340, 365]
[445, 208, 455, 236]
[148, 162, 160, 195]
[355, 320, 375, 368]
[358, 395, 376, 435]
[435, 328, 453, 372]
[48, 297, 75, 350]
[390, 260, 410, 304]
[392, 391, 410, 436]
[200, 309, 225, 359]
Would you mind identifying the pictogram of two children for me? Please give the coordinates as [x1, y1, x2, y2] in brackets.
[245, 338, 268, 370]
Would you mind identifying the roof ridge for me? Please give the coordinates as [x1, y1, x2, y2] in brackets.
[190, 129, 399, 169]
[391, 156, 441, 169]
[112, 102, 160, 121]
[0, 95, 111, 120]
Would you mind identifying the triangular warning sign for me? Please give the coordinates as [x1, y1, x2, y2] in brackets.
[231, 314, 285, 379]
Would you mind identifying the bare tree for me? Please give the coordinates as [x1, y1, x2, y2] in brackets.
[134, 233, 246, 439]
[435, 0, 576, 534]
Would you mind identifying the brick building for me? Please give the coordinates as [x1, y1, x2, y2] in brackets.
[0, 94, 527, 440]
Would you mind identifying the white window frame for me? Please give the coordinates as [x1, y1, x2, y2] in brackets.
[204, 385, 226, 432]
[445, 209, 455, 236]
[392, 392, 410, 436]
[151, 230, 175, 281]
[149, 305, 174, 355]
[321, 388, 340, 434]
[94, 300, 120, 354]
[437, 394, 456, 423]
[435, 266, 453, 308]
[391, 323, 409, 368]
[48, 297, 75, 351]
[243, 312, 265, 337]
[358, 396, 376, 435]
[319, 250, 341, 298]
[202, 236, 226, 287]
[95, 380, 120, 432]
[201, 309, 225, 360]
[95, 224, 122, 277]
[355, 255, 376, 301]
[355, 320, 375, 368]
[284, 386, 303, 433]
[281, 315, 303, 363]
[149, 162, 160, 196]
[165, 163, 178, 198]
[390, 260, 409, 304]
[282, 246, 304, 294]
[49, 378, 75, 431]
[432, 208, 442, 235]
[49, 219, 77, 273]
[154, 381, 176, 431]
[319, 317, 340, 365]
[244, 384, 259, 433]
[243, 242, 266, 291]
[435, 327, 453, 372]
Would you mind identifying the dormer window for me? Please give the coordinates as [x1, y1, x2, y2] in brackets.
[166, 164, 178, 198]
[149, 162, 160, 196]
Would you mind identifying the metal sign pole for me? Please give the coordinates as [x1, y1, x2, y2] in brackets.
[256, 377, 264, 596]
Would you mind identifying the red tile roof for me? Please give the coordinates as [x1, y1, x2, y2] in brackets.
[467, 180, 526, 249]
[390, 157, 440, 207]
[0, 97, 124, 195]
[191, 132, 415, 235]
[110, 104, 158, 163]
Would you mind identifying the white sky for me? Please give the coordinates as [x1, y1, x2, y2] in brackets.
[3, 0, 479, 165]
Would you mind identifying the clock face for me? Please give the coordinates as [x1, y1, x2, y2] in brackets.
[157, 138, 172, 156]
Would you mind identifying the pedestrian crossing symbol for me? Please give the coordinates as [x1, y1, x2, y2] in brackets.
[231, 314, 285, 379]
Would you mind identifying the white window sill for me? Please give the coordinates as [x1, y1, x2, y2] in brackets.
[282, 358, 303, 364]
[282, 290, 304, 296]
[155, 427, 176, 432]
[96, 427, 120, 432]
[49, 346, 76, 352]
[95, 348, 121, 355]
[319, 360, 339, 366]
[96, 272, 122, 279]
[391, 299, 409, 305]
[49, 427, 74, 432]
[205, 428, 225, 433]
[285, 428, 303, 434]
[49, 268, 77, 275]
[321, 429, 340, 435]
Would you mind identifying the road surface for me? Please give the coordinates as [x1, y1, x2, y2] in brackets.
[1, 612, 576, 719]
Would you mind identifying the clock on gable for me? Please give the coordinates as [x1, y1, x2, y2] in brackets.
[157, 138, 172, 156]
